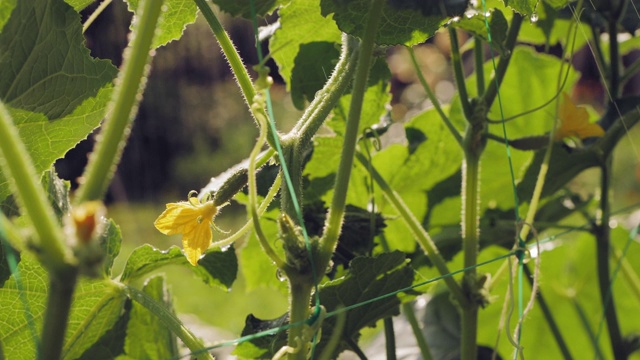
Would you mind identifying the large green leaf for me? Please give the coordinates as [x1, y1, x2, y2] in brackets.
[320, 0, 464, 46]
[0, 0, 117, 203]
[270, 0, 342, 89]
[120, 244, 237, 290]
[119, 276, 178, 359]
[0, 0, 115, 118]
[125, 0, 198, 49]
[315, 251, 414, 357]
[476, 226, 640, 358]
[0, 252, 127, 359]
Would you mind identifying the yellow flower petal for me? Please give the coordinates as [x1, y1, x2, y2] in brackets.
[154, 200, 218, 266]
[555, 93, 605, 141]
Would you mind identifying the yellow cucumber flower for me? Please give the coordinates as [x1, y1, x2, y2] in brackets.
[555, 93, 605, 141]
[154, 192, 219, 266]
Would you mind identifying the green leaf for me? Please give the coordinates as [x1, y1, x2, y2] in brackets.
[477, 227, 640, 358]
[125, 0, 198, 48]
[211, 0, 282, 18]
[359, 107, 463, 251]
[0, 0, 15, 33]
[121, 276, 178, 359]
[502, 0, 537, 15]
[120, 244, 237, 290]
[233, 312, 289, 358]
[239, 207, 289, 293]
[0, 252, 126, 359]
[455, 9, 508, 54]
[270, 0, 342, 89]
[100, 220, 122, 278]
[63, 280, 128, 360]
[0, 85, 114, 204]
[64, 0, 96, 11]
[0, 0, 117, 203]
[0, 0, 116, 118]
[290, 41, 340, 109]
[77, 302, 130, 360]
[320, 0, 460, 46]
[315, 251, 414, 357]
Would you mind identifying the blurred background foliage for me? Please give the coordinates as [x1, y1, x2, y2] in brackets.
[51, 0, 640, 349]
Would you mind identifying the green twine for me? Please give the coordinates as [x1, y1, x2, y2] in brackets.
[481, 0, 526, 357]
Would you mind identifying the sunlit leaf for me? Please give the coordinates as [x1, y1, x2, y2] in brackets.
[126, 0, 198, 48]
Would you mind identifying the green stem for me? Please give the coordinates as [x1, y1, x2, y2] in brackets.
[75, 0, 164, 204]
[474, 37, 485, 96]
[354, 152, 466, 306]
[124, 286, 214, 360]
[460, 153, 480, 360]
[383, 317, 397, 360]
[589, 26, 608, 85]
[403, 302, 433, 360]
[608, 18, 621, 99]
[249, 99, 285, 268]
[290, 35, 359, 148]
[320, 0, 385, 267]
[195, 0, 255, 108]
[0, 101, 69, 270]
[449, 27, 473, 121]
[523, 265, 573, 360]
[39, 267, 78, 360]
[408, 47, 462, 146]
[287, 281, 313, 360]
[483, 13, 523, 109]
[595, 158, 624, 359]
[194, 0, 276, 145]
[461, 306, 478, 360]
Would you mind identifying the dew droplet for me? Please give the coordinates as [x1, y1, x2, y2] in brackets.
[530, 12, 539, 23]
[276, 268, 286, 282]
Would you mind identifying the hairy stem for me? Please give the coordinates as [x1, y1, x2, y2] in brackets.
[0, 101, 69, 270]
[460, 153, 480, 360]
[194, 0, 275, 145]
[287, 281, 313, 360]
[75, 0, 164, 203]
[320, 0, 385, 268]
[289, 35, 359, 148]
